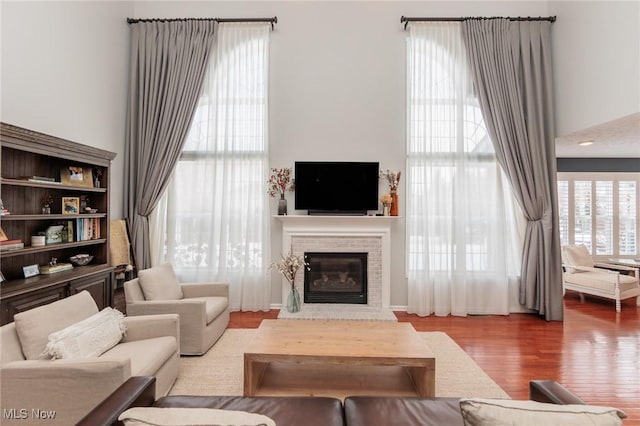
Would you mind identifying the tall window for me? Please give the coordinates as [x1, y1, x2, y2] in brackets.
[406, 22, 524, 317]
[557, 173, 639, 258]
[151, 23, 271, 311]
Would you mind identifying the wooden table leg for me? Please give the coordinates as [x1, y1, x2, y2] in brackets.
[407, 360, 435, 397]
[244, 356, 268, 396]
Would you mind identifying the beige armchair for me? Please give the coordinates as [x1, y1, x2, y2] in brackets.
[561, 244, 640, 312]
[0, 291, 179, 426]
[124, 263, 230, 355]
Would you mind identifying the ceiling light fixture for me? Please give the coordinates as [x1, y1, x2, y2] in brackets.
[577, 140, 594, 146]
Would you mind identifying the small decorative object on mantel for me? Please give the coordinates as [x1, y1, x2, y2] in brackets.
[270, 247, 309, 313]
[380, 193, 392, 216]
[379, 169, 401, 216]
[267, 167, 295, 215]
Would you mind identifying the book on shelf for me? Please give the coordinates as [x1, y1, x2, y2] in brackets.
[76, 218, 82, 241]
[0, 239, 22, 246]
[76, 218, 100, 241]
[66, 220, 74, 243]
[21, 176, 62, 184]
[39, 263, 74, 274]
[0, 242, 24, 251]
[30, 179, 62, 185]
[22, 175, 56, 182]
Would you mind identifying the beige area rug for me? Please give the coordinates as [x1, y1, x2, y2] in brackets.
[169, 329, 509, 399]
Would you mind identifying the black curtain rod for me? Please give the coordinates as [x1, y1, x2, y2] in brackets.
[401, 15, 556, 29]
[127, 17, 278, 30]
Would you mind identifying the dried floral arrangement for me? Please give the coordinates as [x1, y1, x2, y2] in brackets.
[379, 169, 401, 192]
[42, 194, 54, 207]
[267, 167, 295, 197]
[270, 248, 309, 289]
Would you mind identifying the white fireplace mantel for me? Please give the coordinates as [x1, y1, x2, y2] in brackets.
[275, 215, 398, 310]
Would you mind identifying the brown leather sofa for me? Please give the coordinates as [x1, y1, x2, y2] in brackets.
[78, 377, 595, 426]
[343, 380, 589, 426]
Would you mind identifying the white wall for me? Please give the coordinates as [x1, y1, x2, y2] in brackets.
[132, 1, 548, 306]
[1, 1, 131, 217]
[550, 0, 640, 136]
[7, 1, 637, 307]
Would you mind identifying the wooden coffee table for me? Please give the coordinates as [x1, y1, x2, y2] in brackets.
[243, 320, 435, 399]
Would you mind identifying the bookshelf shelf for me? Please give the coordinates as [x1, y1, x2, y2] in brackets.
[1, 178, 108, 193]
[0, 213, 106, 221]
[0, 239, 107, 258]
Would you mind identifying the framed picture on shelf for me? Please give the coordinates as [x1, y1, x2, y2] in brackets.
[62, 197, 80, 215]
[22, 264, 40, 278]
[60, 165, 93, 187]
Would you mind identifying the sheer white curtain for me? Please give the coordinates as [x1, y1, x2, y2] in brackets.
[150, 23, 271, 311]
[406, 22, 525, 317]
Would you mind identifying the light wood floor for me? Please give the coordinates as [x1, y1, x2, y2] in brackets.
[229, 293, 640, 425]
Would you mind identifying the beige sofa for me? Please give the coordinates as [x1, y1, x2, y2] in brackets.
[0, 291, 179, 425]
[124, 264, 229, 355]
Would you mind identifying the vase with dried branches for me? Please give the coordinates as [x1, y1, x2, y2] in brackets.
[267, 168, 295, 215]
[379, 169, 401, 216]
[270, 248, 309, 313]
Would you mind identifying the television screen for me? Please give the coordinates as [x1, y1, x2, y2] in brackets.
[294, 162, 379, 214]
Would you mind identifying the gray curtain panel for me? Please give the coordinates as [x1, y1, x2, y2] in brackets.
[125, 20, 215, 269]
[461, 19, 563, 321]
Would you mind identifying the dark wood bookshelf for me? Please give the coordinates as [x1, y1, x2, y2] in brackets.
[0, 122, 117, 324]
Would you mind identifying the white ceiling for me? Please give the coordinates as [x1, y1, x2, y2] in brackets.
[555, 112, 640, 158]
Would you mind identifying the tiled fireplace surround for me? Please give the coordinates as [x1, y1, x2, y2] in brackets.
[276, 216, 396, 320]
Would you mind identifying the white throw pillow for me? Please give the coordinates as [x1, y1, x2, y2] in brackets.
[13, 290, 98, 360]
[137, 263, 183, 301]
[118, 407, 276, 426]
[562, 244, 594, 273]
[460, 398, 625, 426]
[40, 307, 126, 359]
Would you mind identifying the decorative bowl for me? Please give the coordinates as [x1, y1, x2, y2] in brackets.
[69, 254, 93, 266]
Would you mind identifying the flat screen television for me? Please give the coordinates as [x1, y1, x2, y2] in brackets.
[294, 161, 379, 215]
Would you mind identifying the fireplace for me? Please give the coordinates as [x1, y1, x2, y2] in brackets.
[304, 252, 367, 304]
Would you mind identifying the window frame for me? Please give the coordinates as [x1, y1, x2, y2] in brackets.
[406, 32, 509, 276]
[157, 25, 270, 274]
[557, 172, 640, 259]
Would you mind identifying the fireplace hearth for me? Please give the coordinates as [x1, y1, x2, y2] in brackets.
[304, 252, 367, 304]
